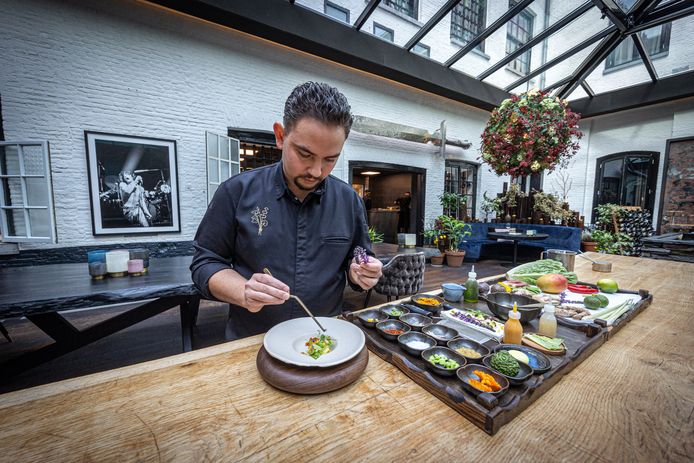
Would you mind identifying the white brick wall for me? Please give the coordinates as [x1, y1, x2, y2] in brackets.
[1, 0, 692, 250]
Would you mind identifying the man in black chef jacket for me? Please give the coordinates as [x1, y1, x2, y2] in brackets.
[191, 82, 383, 340]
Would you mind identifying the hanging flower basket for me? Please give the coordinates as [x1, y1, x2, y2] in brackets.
[480, 89, 583, 178]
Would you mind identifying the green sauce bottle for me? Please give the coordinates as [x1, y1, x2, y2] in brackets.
[463, 265, 479, 303]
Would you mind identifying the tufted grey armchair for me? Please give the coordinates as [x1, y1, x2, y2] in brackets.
[363, 252, 425, 308]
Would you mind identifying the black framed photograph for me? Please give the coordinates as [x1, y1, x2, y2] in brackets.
[85, 131, 180, 235]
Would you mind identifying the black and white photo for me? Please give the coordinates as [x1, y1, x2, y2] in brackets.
[85, 132, 180, 235]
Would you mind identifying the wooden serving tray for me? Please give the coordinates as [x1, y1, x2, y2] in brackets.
[256, 345, 369, 395]
[343, 282, 652, 435]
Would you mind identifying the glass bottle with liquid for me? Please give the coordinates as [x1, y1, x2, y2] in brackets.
[538, 304, 557, 338]
[503, 303, 523, 344]
[463, 265, 479, 303]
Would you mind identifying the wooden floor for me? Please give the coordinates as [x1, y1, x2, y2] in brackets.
[0, 259, 508, 393]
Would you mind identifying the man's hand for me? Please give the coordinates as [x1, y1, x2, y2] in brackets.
[349, 256, 383, 290]
[243, 273, 290, 312]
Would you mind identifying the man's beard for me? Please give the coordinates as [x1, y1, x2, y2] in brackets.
[293, 175, 321, 191]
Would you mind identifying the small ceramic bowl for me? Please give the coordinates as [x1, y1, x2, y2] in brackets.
[422, 323, 459, 345]
[447, 338, 490, 364]
[356, 309, 389, 328]
[441, 283, 464, 302]
[410, 294, 444, 313]
[398, 313, 433, 331]
[421, 346, 467, 377]
[482, 353, 533, 385]
[375, 319, 411, 341]
[379, 304, 410, 319]
[397, 331, 437, 356]
[457, 364, 509, 396]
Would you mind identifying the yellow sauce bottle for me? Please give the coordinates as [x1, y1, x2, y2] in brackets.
[503, 302, 523, 344]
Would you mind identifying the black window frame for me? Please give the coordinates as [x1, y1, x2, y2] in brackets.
[450, 0, 487, 53]
[591, 151, 659, 223]
[444, 160, 478, 220]
[506, 2, 534, 75]
[383, 0, 418, 20]
[605, 23, 672, 70]
[412, 42, 430, 57]
[373, 22, 395, 42]
[324, 1, 350, 24]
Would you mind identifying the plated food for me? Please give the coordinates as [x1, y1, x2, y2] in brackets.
[421, 347, 466, 377]
[447, 338, 490, 364]
[441, 308, 505, 341]
[263, 317, 365, 368]
[457, 365, 509, 396]
[493, 344, 552, 374]
[482, 353, 533, 385]
[380, 304, 410, 318]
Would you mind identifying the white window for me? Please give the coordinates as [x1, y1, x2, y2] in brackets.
[206, 132, 240, 203]
[0, 141, 56, 242]
[325, 1, 349, 23]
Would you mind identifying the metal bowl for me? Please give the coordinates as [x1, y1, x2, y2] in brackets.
[356, 309, 389, 328]
[592, 261, 612, 272]
[397, 331, 437, 356]
[398, 313, 433, 331]
[375, 319, 411, 341]
[422, 323, 459, 345]
[447, 338, 490, 364]
[481, 292, 542, 324]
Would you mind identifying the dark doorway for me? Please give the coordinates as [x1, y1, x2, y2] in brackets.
[350, 162, 426, 245]
[592, 151, 659, 222]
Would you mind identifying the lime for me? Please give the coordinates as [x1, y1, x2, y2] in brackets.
[597, 278, 619, 294]
[583, 295, 602, 310]
[595, 294, 609, 307]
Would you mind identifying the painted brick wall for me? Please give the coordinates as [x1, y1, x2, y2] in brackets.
[0, 0, 489, 249]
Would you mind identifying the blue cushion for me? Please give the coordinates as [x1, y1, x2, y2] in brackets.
[457, 222, 581, 262]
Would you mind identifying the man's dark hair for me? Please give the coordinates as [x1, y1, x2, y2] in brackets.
[283, 82, 353, 137]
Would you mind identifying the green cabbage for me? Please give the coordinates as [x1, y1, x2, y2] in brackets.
[507, 259, 578, 285]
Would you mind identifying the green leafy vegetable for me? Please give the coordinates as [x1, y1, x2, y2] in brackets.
[507, 259, 578, 285]
[524, 333, 565, 350]
[490, 351, 520, 376]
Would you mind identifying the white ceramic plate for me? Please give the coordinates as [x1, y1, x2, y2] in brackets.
[263, 317, 365, 367]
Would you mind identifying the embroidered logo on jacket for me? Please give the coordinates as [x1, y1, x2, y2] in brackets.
[251, 206, 269, 236]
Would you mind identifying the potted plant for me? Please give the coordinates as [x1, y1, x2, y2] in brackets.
[581, 229, 597, 252]
[368, 227, 384, 244]
[481, 191, 502, 222]
[422, 225, 445, 265]
[437, 215, 472, 267]
[438, 192, 467, 219]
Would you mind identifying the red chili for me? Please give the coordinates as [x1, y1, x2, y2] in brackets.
[567, 284, 598, 294]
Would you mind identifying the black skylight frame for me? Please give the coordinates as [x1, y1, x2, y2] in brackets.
[148, 0, 694, 118]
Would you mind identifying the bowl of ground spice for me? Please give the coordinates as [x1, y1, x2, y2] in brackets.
[375, 319, 411, 341]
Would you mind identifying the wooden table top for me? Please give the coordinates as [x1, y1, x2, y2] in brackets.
[1, 253, 692, 461]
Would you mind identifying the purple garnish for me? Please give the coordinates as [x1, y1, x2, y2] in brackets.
[353, 246, 369, 265]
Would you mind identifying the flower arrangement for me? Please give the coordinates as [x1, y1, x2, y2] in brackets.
[532, 191, 572, 222]
[480, 89, 583, 178]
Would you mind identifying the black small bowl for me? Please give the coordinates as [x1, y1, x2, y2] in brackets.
[492, 344, 552, 374]
[379, 304, 410, 319]
[375, 319, 411, 341]
[410, 294, 444, 313]
[422, 324, 459, 345]
[397, 331, 437, 356]
[399, 313, 433, 331]
[482, 353, 533, 385]
[421, 347, 466, 377]
[357, 309, 389, 328]
[447, 338, 490, 364]
[457, 364, 509, 396]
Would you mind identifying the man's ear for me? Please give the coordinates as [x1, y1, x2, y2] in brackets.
[273, 122, 285, 149]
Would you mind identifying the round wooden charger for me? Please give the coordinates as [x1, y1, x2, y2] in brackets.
[256, 345, 369, 394]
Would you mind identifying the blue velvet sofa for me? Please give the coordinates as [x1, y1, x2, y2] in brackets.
[459, 223, 581, 262]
